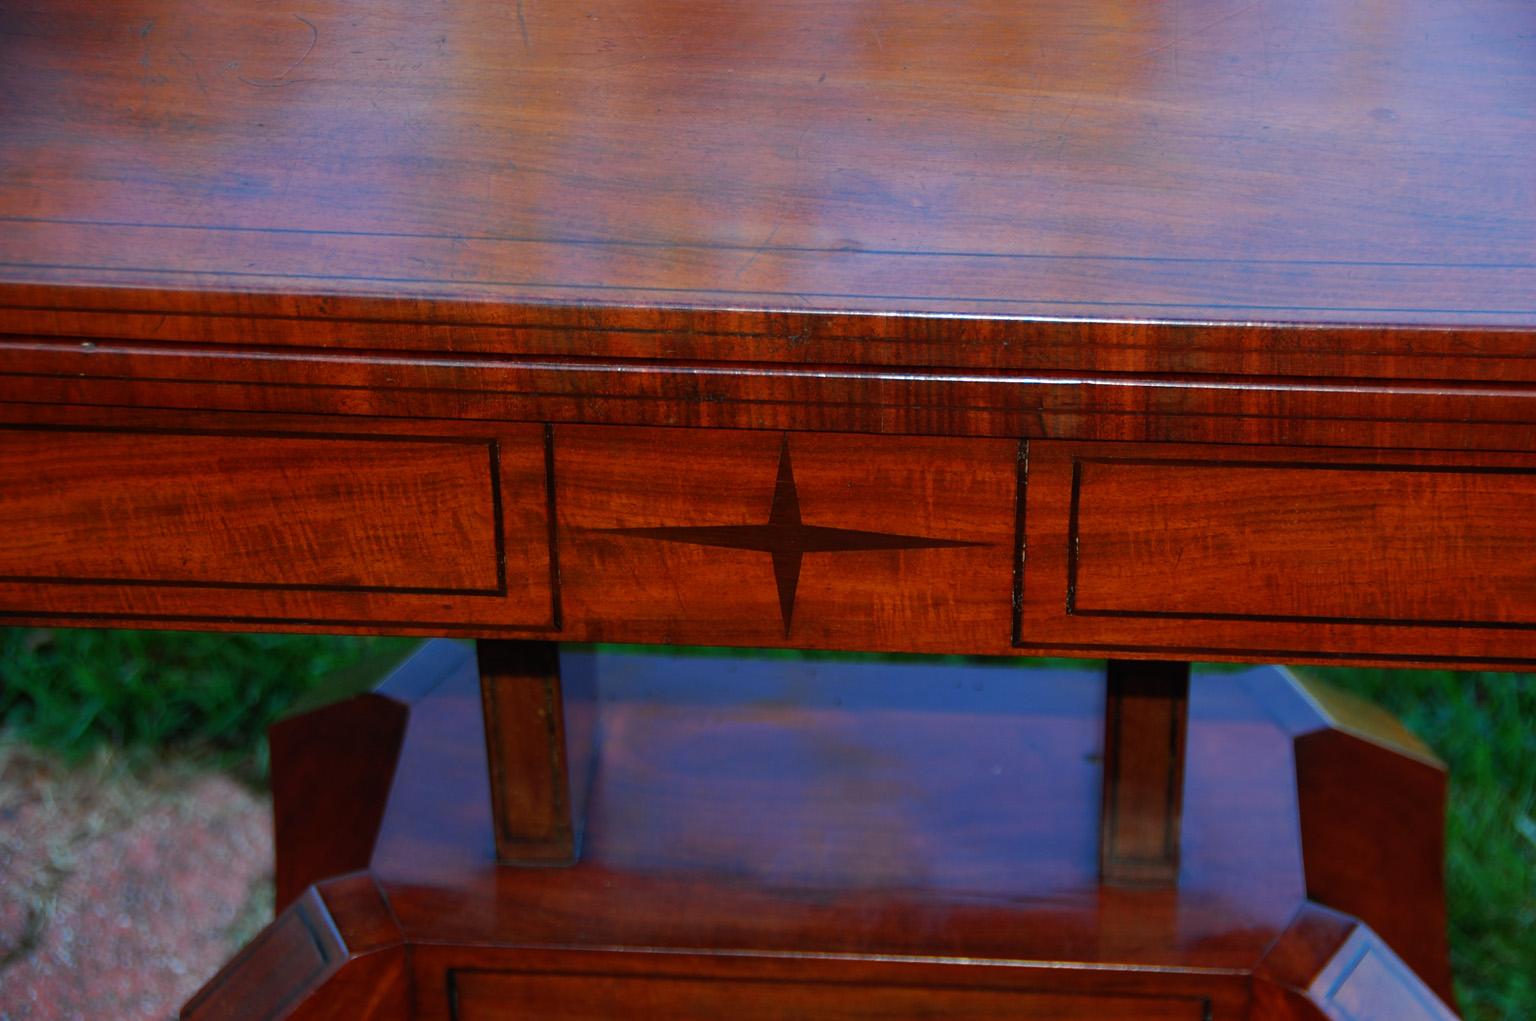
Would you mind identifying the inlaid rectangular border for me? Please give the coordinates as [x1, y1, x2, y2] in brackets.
[1065, 456, 1536, 632]
[0, 421, 562, 632]
[445, 967, 1212, 1021]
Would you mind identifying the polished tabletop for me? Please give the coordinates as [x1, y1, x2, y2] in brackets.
[2, 0, 1534, 380]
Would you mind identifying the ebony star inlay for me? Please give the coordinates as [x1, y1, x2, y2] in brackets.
[603, 436, 980, 633]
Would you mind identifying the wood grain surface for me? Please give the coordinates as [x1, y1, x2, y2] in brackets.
[1285, 679, 1454, 1002]
[555, 426, 1017, 651]
[1099, 661, 1189, 888]
[383, 652, 1293, 1019]
[4, 2, 1495, 1012]
[12, 336, 1536, 451]
[204, 645, 1451, 1020]
[183, 873, 407, 1021]
[451, 970, 1205, 1020]
[0, 428, 500, 590]
[0, 413, 555, 630]
[477, 639, 597, 865]
[8, 405, 1536, 669]
[1020, 440, 1536, 666]
[1254, 906, 1458, 1021]
[3, 0, 1535, 383]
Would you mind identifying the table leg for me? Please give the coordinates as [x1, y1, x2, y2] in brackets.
[478, 639, 596, 866]
[1099, 659, 1191, 887]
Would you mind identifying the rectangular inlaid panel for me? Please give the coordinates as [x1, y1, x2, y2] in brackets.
[1018, 441, 1536, 665]
[555, 426, 1019, 653]
[451, 970, 1204, 1020]
[0, 423, 554, 629]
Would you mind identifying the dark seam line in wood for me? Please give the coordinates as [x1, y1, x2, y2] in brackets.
[1010, 439, 1028, 647]
[0, 574, 502, 597]
[7, 213, 1536, 270]
[1102, 689, 1123, 856]
[444, 966, 1230, 995]
[1073, 456, 1536, 475]
[20, 359, 1536, 400]
[1069, 606, 1536, 633]
[255, 904, 331, 1021]
[541, 675, 564, 842]
[487, 439, 509, 597]
[1011, 638, 1536, 667]
[483, 678, 510, 848]
[0, 420, 497, 445]
[543, 423, 563, 631]
[12, 395, 1536, 468]
[1065, 460, 1082, 615]
[4, 260, 1534, 317]
[292, 904, 331, 966]
[18, 374, 1536, 432]
[0, 609, 559, 630]
[9, 310, 1533, 360]
[1163, 690, 1182, 861]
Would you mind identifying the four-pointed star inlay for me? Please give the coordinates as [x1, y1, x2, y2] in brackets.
[602, 436, 981, 633]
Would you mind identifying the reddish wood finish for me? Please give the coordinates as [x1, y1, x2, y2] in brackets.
[182, 873, 406, 1021]
[2, 0, 1500, 1013]
[3, 407, 1536, 673]
[270, 694, 406, 912]
[1246, 672, 1456, 1005]
[451, 969, 1204, 1020]
[1254, 906, 1458, 1021]
[4, 0, 1536, 381]
[477, 639, 596, 865]
[556, 426, 1017, 651]
[0, 414, 554, 632]
[0, 429, 497, 589]
[216, 644, 1457, 1020]
[1069, 459, 1536, 625]
[270, 641, 465, 910]
[1021, 440, 1536, 667]
[1100, 660, 1190, 888]
[15, 337, 1536, 453]
[272, 637, 600, 874]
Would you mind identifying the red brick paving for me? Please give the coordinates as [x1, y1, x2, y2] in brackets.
[0, 751, 271, 1021]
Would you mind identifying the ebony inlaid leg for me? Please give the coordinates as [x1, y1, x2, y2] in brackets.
[478, 639, 596, 866]
[1099, 659, 1191, 888]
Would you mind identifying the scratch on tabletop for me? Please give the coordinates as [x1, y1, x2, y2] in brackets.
[736, 224, 784, 281]
[239, 13, 319, 88]
[516, 0, 532, 54]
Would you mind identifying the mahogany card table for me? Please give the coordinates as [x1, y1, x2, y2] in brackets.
[1, 0, 1531, 1017]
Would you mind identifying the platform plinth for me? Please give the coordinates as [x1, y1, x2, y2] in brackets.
[196, 642, 1457, 1020]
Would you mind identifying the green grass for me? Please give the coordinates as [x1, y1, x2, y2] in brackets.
[0, 629, 1530, 1016]
[1300, 666, 1536, 1021]
[0, 629, 414, 781]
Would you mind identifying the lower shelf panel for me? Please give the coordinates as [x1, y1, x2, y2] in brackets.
[185, 642, 1458, 1021]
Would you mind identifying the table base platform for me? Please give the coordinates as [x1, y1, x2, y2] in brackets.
[183, 643, 1458, 1020]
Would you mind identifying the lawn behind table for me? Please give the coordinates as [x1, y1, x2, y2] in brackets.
[0, 630, 1530, 1020]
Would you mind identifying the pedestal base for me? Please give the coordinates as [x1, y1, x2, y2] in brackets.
[185, 643, 1458, 1020]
